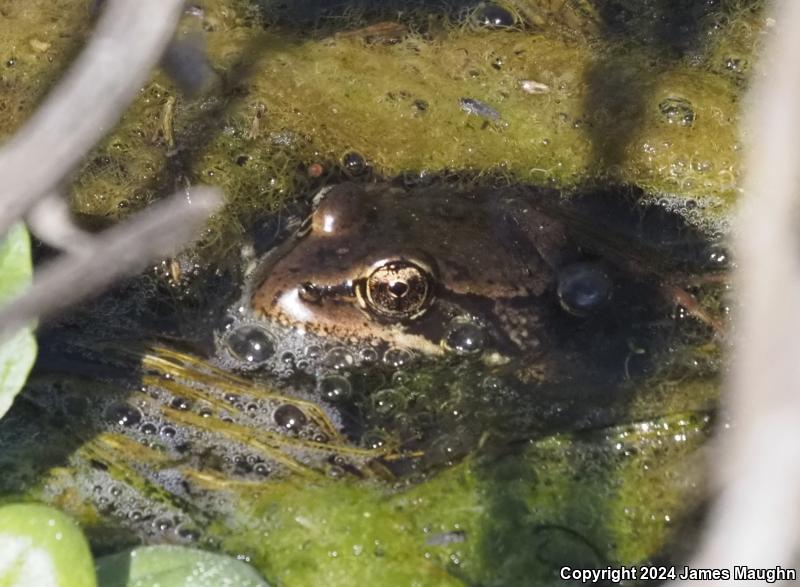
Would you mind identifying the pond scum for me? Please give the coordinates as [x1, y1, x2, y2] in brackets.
[0, 1, 764, 585]
[0, 1, 761, 242]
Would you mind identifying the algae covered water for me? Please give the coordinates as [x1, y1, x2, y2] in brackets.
[0, 182, 725, 585]
[0, 1, 760, 584]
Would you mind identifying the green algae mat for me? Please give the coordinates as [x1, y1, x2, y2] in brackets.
[1, 0, 759, 238]
[0, 1, 760, 585]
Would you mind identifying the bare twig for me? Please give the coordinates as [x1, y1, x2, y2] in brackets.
[0, 187, 221, 343]
[0, 0, 185, 238]
[26, 193, 95, 254]
[0, 0, 227, 344]
[672, 1, 800, 582]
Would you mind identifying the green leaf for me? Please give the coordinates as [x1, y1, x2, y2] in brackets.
[0, 503, 97, 587]
[0, 224, 36, 421]
[95, 545, 271, 587]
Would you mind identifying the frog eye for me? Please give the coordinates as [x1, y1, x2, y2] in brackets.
[557, 262, 613, 316]
[357, 259, 435, 321]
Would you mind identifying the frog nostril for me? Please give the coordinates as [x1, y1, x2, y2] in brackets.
[298, 282, 322, 303]
[557, 262, 613, 316]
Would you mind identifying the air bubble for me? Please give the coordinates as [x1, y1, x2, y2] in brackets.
[177, 526, 200, 541]
[383, 347, 413, 367]
[170, 397, 192, 411]
[391, 371, 412, 386]
[724, 56, 747, 73]
[154, 518, 174, 532]
[442, 317, 487, 354]
[274, 404, 308, 431]
[482, 376, 503, 392]
[372, 389, 405, 416]
[104, 403, 143, 428]
[305, 345, 322, 358]
[324, 347, 354, 369]
[363, 433, 387, 450]
[221, 315, 236, 331]
[342, 151, 366, 176]
[692, 159, 713, 173]
[658, 97, 695, 127]
[225, 324, 275, 363]
[319, 375, 352, 402]
[474, 4, 515, 28]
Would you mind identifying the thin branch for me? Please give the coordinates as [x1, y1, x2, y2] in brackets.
[0, 0, 185, 238]
[0, 187, 221, 343]
[672, 0, 800, 581]
[26, 193, 95, 254]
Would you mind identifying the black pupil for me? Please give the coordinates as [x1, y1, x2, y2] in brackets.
[388, 280, 409, 298]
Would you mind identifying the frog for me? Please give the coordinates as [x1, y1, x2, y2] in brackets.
[236, 180, 707, 385]
[1, 178, 723, 549]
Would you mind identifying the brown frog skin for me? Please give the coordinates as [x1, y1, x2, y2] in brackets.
[246, 181, 620, 363]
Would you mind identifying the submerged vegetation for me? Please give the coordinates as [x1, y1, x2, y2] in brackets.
[0, 0, 764, 585]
